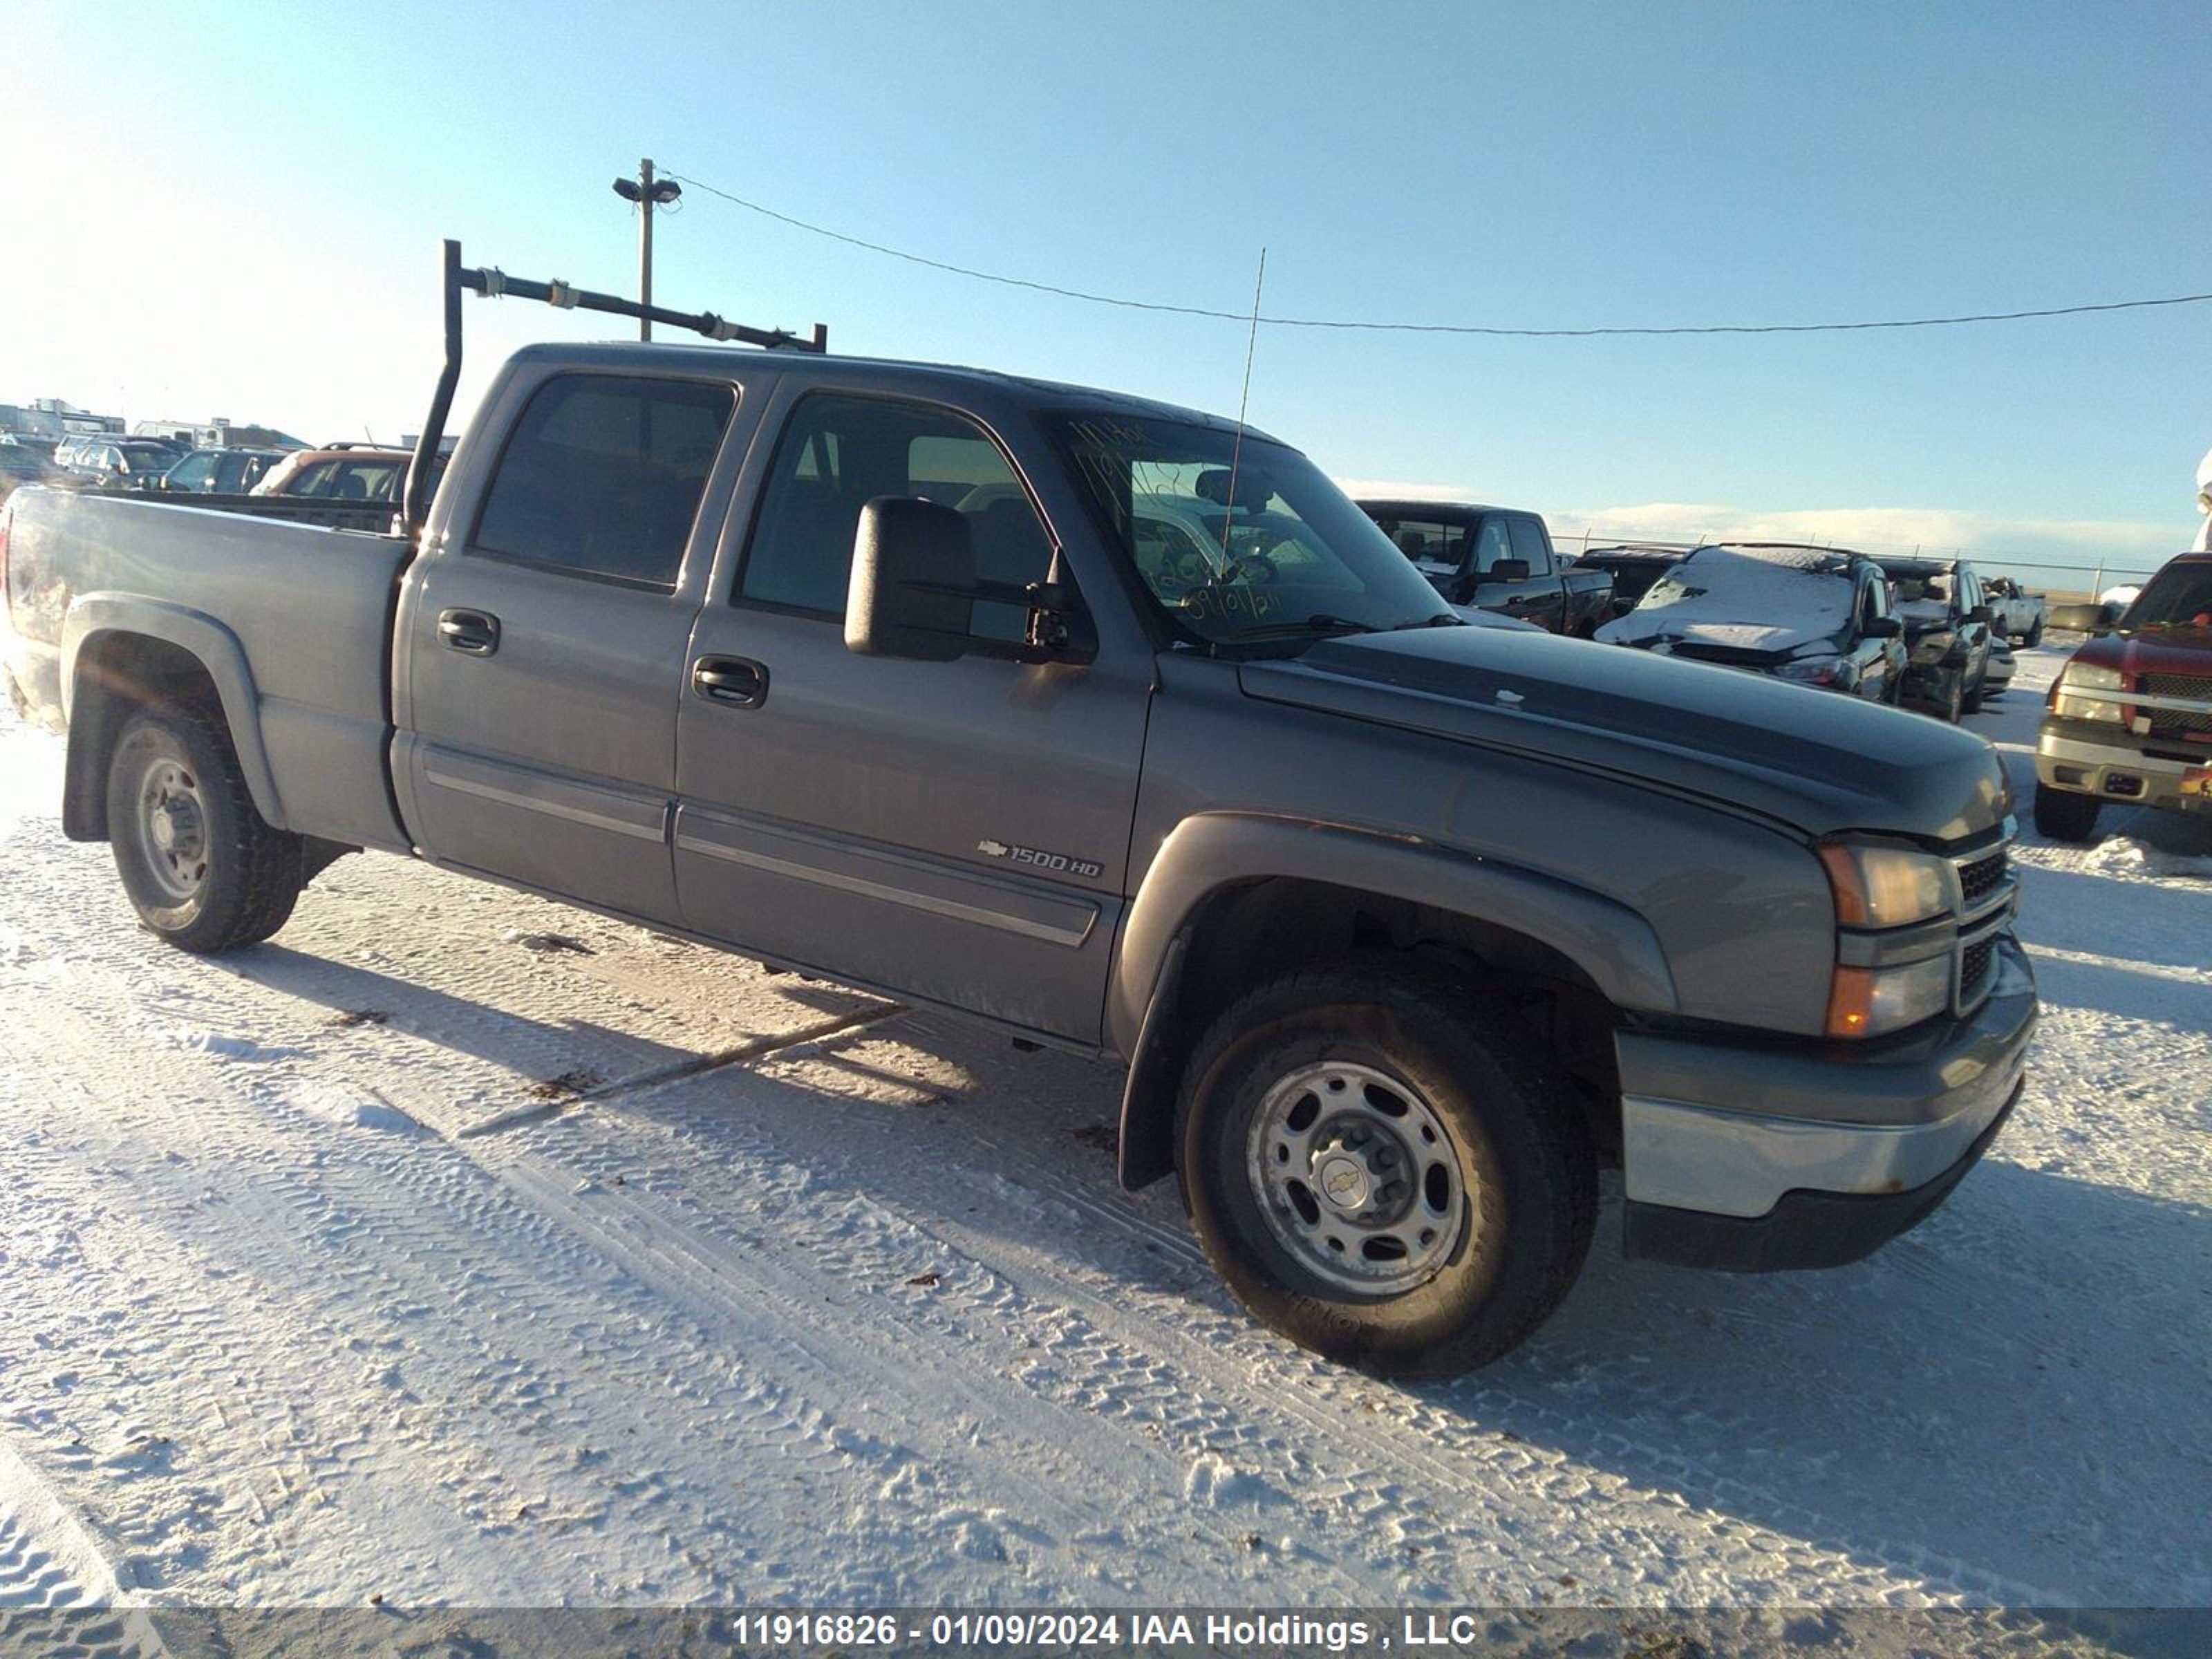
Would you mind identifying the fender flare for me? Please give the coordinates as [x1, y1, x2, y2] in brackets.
[60, 594, 286, 835]
[1108, 812, 1678, 1190]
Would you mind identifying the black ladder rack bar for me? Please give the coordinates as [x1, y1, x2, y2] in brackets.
[402, 236, 827, 545]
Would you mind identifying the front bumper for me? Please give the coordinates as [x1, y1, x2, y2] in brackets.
[1618, 935, 2035, 1271]
[2037, 724, 2212, 815]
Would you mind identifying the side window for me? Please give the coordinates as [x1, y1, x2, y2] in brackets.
[738, 393, 1053, 641]
[1470, 516, 1514, 576]
[170, 453, 216, 489]
[330, 459, 404, 501]
[1508, 516, 1553, 577]
[1374, 517, 1460, 579]
[289, 460, 338, 498]
[474, 373, 735, 592]
[1864, 577, 1891, 623]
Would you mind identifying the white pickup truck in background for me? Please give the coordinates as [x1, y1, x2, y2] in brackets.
[1982, 577, 2047, 646]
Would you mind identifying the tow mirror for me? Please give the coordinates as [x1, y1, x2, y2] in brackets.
[1481, 558, 1532, 584]
[2050, 600, 2117, 636]
[845, 496, 977, 662]
[1864, 616, 1902, 638]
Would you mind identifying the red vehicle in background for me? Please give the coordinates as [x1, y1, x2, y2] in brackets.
[2034, 551, 2212, 841]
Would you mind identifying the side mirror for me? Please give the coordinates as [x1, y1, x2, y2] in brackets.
[1967, 605, 1995, 625]
[1864, 616, 1902, 638]
[845, 496, 976, 662]
[2049, 601, 2117, 635]
[1482, 558, 1532, 584]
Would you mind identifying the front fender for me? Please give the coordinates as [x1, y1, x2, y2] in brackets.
[1107, 812, 1679, 1188]
[60, 595, 285, 834]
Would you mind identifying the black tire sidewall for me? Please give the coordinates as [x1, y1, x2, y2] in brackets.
[106, 706, 284, 949]
[1179, 975, 1588, 1376]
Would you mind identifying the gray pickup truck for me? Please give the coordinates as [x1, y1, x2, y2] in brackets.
[0, 247, 2034, 1377]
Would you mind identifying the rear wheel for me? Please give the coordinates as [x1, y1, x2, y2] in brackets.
[2024, 619, 2044, 648]
[107, 703, 303, 952]
[2033, 782, 2103, 844]
[1177, 959, 1596, 1379]
[1961, 666, 1987, 715]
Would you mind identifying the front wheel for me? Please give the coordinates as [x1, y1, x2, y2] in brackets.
[2033, 782, 2103, 844]
[107, 703, 304, 952]
[1177, 959, 1595, 1379]
[1961, 666, 1987, 715]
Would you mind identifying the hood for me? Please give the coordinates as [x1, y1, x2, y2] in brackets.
[2069, 626, 2212, 679]
[1239, 627, 2010, 842]
[1595, 618, 1832, 658]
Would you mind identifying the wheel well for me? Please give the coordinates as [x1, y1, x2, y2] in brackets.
[1157, 878, 1624, 1161]
[64, 632, 224, 843]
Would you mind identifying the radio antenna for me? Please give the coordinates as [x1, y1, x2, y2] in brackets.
[1219, 247, 1268, 563]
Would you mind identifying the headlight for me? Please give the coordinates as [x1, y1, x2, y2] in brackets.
[1817, 841, 1951, 928]
[1776, 655, 1844, 686]
[2051, 662, 2126, 722]
[1826, 955, 1953, 1038]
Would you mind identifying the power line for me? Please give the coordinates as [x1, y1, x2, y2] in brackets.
[668, 170, 2212, 339]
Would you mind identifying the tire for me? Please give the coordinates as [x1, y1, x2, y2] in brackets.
[1926, 671, 1964, 722]
[2033, 782, 2103, 844]
[2025, 620, 2043, 649]
[1961, 666, 1987, 715]
[106, 702, 303, 952]
[1175, 957, 1596, 1380]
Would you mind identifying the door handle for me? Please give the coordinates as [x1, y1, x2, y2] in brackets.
[693, 655, 769, 709]
[438, 608, 500, 655]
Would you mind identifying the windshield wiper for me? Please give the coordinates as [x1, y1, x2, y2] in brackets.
[1220, 614, 1377, 641]
[1221, 612, 1461, 643]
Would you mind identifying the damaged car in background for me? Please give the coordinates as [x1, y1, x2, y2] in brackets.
[1596, 543, 1907, 703]
[1878, 556, 1998, 723]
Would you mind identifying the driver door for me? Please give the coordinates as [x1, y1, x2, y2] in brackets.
[672, 386, 1153, 1042]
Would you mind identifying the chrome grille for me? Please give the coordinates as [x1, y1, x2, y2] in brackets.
[1959, 937, 1996, 1003]
[1949, 824, 2017, 1018]
[1958, 849, 2007, 907]
[2139, 672, 2212, 737]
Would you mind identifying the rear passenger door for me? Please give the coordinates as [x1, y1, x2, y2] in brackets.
[393, 370, 749, 926]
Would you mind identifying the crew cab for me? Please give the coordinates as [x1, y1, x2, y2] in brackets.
[1877, 557, 1998, 722]
[1356, 500, 1613, 636]
[2033, 550, 2212, 841]
[1596, 543, 1907, 703]
[0, 243, 2034, 1377]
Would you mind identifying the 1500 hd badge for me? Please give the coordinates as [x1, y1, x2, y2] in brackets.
[977, 838, 1104, 880]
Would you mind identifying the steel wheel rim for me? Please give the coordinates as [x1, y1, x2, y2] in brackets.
[135, 753, 209, 903]
[1246, 1060, 1470, 1297]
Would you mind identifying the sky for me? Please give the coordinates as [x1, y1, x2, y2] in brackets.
[4, 0, 2208, 582]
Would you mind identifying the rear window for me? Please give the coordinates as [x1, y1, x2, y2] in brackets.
[474, 374, 735, 591]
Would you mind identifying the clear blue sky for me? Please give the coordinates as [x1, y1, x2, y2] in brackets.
[6, 1, 2207, 574]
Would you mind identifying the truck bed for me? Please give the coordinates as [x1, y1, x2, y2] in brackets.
[3, 486, 413, 853]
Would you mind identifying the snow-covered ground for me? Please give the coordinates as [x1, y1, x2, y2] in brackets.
[0, 643, 2205, 1629]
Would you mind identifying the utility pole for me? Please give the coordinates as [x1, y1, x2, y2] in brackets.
[612, 158, 682, 340]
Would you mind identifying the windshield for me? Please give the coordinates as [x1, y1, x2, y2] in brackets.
[2121, 563, 2212, 631]
[1055, 415, 1454, 646]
